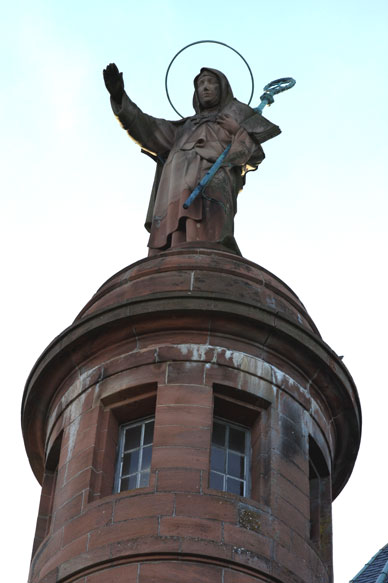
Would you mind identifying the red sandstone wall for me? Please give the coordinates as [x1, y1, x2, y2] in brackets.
[29, 345, 331, 583]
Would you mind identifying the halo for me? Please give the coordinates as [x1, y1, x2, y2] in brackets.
[165, 40, 254, 118]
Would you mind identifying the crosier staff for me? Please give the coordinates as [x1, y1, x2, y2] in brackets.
[183, 77, 295, 210]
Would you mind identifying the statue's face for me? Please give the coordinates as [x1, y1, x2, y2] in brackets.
[197, 73, 220, 108]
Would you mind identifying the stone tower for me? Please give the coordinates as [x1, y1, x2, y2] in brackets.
[22, 247, 361, 583]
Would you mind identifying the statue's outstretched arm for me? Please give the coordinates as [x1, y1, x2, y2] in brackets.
[104, 63, 176, 156]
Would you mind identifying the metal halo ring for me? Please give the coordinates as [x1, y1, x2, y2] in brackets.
[165, 40, 255, 118]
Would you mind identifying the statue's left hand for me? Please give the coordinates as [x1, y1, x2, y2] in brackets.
[216, 114, 240, 136]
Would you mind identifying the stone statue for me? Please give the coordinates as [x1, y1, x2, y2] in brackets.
[103, 63, 281, 256]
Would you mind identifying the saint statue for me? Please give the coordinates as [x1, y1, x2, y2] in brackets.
[103, 63, 281, 256]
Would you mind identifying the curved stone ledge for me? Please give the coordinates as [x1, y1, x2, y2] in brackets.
[22, 297, 361, 498]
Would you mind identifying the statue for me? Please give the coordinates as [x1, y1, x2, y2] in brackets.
[103, 63, 281, 256]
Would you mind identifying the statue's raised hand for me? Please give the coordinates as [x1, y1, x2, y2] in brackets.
[103, 63, 124, 103]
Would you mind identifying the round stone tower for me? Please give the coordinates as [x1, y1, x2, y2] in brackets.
[22, 248, 361, 583]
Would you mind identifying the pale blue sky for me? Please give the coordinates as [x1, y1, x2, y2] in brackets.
[1, 1, 387, 581]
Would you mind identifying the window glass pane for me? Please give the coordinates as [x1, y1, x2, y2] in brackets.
[212, 421, 226, 447]
[124, 425, 141, 451]
[122, 450, 140, 476]
[210, 445, 226, 473]
[120, 474, 137, 492]
[143, 421, 154, 446]
[228, 451, 245, 479]
[228, 426, 246, 453]
[139, 471, 150, 487]
[227, 477, 245, 496]
[209, 471, 224, 490]
[141, 445, 152, 471]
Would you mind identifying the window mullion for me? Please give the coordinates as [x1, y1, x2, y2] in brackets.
[116, 426, 125, 492]
[137, 422, 145, 488]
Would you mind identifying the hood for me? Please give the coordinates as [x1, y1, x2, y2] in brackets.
[193, 67, 234, 113]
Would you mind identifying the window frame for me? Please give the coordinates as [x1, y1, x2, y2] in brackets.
[209, 417, 251, 497]
[114, 416, 155, 493]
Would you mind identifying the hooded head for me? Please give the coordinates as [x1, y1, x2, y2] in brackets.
[193, 68, 234, 113]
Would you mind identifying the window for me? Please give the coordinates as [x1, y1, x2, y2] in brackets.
[32, 432, 62, 555]
[211, 384, 270, 504]
[115, 417, 154, 493]
[309, 436, 331, 557]
[209, 418, 250, 496]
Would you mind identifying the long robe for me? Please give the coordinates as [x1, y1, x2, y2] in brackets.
[111, 68, 281, 255]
